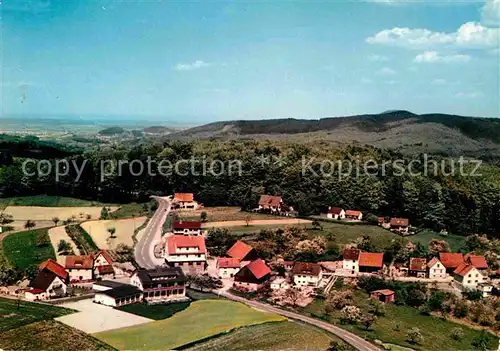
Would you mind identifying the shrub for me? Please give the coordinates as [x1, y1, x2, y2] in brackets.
[339, 305, 361, 324]
[406, 327, 424, 344]
[450, 327, 464, 340]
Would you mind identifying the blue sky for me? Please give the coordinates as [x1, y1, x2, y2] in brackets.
[2, 0, 499, 121]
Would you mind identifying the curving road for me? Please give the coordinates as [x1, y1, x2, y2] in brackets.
[219, 291, 382, 351]
[134, 195, 172, 269]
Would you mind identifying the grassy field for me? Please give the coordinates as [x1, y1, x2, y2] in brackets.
[179, 207, 277, 222]
[2, 228, 56, 269]
[65, 224, 99, 254]
[409, 230, 466, 252]
[3, 205, 118, 221]
[301, 290, 497, 350]
[94, 300, 285, 350]
[0, 297, 74, 332]
[0, 320, 116, 351]
[185, 321, 353, 351]
[81, 217, 147, 249]
[0, 195, 111, 210]
[111, 202, 151, 219]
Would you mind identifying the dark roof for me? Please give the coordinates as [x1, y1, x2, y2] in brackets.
[292, 262, 322, 276]
[98, 285, 142, 299]
[135, 267, 186, 288]
[173, 221, 202, 229]
[409, 258, 427, 272]
[93, 280, 126, 289]
[258, 195, 282, 207]
[343, 248, 360, 260]
[328, 207, 343, 215]
[31, 270, 60, 291]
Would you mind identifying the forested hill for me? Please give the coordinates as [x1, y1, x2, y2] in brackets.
[170, 111, 500, 155]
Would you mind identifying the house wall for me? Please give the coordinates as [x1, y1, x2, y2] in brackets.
[94, 293, 117, 307]
[178, 201, 199, 210]
[293, 273, 321, 287]
[94, 254, 110, 267]
[47, 276, 67, 297]
[428, 262, 447, 279]
[173, 228, 203, 236]
[218, 267, 239, 279]
[25, 291, 48, 301]
[68, 268, 93, 282]
[342, 259, 359, 273]
[455, 268, 485, 290]
[130, 274, 143, 290]
[169, 260, 206, 275]
[143, 287, 186, 303]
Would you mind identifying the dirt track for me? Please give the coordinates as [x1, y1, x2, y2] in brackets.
[202, 218, 311, 228]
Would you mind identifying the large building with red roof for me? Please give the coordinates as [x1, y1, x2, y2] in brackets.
[358, 252, 384, 273]
[164, 235, 207, 274]
[233, 259, 271, 291]
[25, 269, 67, 301]
[439, 253, 465, 274]
[454, 262, 487, 291]
[39, 259, 68, 281]
[465, 254, 488, 271]
[227, 240, 258, 262]
[65, 255, 94, 282]
[173, 193, 201, 210]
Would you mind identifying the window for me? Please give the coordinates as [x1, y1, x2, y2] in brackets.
[468, 280, 471, 284]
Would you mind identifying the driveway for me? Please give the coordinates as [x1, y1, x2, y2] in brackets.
[55, 298, 152, 333]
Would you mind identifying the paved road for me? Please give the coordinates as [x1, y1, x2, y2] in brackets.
[219, 291, 382, 351]
[134, 195, 172, 269]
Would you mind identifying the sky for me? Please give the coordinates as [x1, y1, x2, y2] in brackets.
[1, 0, 499, 122]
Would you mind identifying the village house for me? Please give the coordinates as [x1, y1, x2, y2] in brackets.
[454, 263, 487, 291]
[172, 221, 204, 236]
[173, 193, 202, 210]
[216, 257, 241, 279]
[94, 284, 143, 307]
[270, 277, 290, 290]
[164, 235, 207, 274]
[427, 257, 447, 279]
[25, 270, 67, 301]
[370, 289, 395, 303]
[359, 252, 384, 273]
[65, 255, 94, 282]
[130, 267, 188, 304]
[409, 258, 427, 278]
[345, 210, 363, 221]
[233, 258, 272, 292]
[257, 195, 291, 213]
[439, 253, 465, 275]
[227, 240, 259, 263]
[326, 207, 345, 220]
[390, 218, 409, 234]
[39, 259, 68, 282]
[342, 248, 361, 274]
[378, 217, 391, 229]
[465, 254, 489, 273]
[93, 250, 115, 280]
[292, 262, 323, 288]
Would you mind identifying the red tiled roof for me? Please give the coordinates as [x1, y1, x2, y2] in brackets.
[372, 289, 394, 296]
[39, 259, 67, 280]
[227, 240, 254, 261]
[345, 210, 361, 217]
[465, 254, 488, 269]
[65, 255, 94, 269]
[409, 258, 427, 272]
[217, 257, 241, 269]
[328, 207, 343, 215]
[96, 265, 115, 274]
[439, 253, 464, 268]
[94, 250, 113, 265]
[26, 288, 44, 294]
[167, 235, 206, 255]
[359, 252, 384, 268]
[342, 248, 360, 261]
[244, 259, 271, 279]
[174, 193, 195, 202]
[258, 195, 282, 208]
[454, 263, 476, 277]
[292, 262, 322, 276]
[390, 218, 409, 227]
[173, 221, 202, 230]
[427, 257, 441, 268]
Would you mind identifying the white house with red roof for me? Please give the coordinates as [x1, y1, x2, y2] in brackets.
[216, 257, 241, 279]
[93, 250, 115, 279]
[233, 258, 272, 292]
[39, 259, 68, 282]
[345, 210, 363, 221]
[172, 221, 204, 236]
[25, 270, 67, 301]
[326, 207, 345, 220]
[164, 235, 207, 274]
[173, 193, 202, 210]
[427, 257, 447, 279]
[454, 263, 486, 291]
[65, 255, 94, 282]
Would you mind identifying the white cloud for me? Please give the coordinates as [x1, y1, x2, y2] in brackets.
[366, 22, 499, 49]
[455, 91, 483, 98]
[431, 78, 447, 85]
[414, 51, 471, 63]
[368, 54, 389, 62]
[481, 0, 500, 26]
[174, 60, 210, 71]
[376, 67, 397, 75]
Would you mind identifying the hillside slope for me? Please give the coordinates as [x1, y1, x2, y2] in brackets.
[168, 111, 500, 155]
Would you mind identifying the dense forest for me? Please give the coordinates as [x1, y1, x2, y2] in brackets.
[0, 138, 499, 236]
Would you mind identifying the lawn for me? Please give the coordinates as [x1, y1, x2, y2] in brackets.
[0, 297, 75, 332]
[110, 202, 152, 219]
[184, 321, 353, 351]
[409, 230, 466, 252]
[0, 320, 116, 351]
[94, 300, 285, 350]
[179, 206, 277, 222]
[0, 195, 111, 210]
[301, 290, 497, 351]
[81, 217, 147, 249]
[2, 228, 56, 269]
[3, 205, 118, 221]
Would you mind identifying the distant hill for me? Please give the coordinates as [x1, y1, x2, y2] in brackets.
[143, 126, 174, 134]
[98, 127, 126, 136]
[168, 111, 500, 155]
